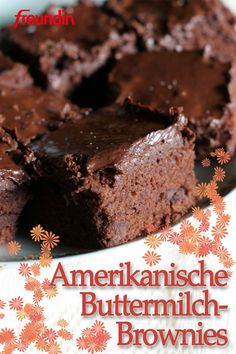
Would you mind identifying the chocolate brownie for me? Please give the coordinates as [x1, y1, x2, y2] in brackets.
[26, 101, 196, 248]
[0, 86, 80, 145]
[0, 128, 29, 244]
[109, 51, 236, 157]
[106, 0, 236, 62]
[2, 3, 136, 95]
[0, 82, 80, 244]
[0, 51, 32, 89]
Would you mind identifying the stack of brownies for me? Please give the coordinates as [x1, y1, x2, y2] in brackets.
[0, 0, 236, 249]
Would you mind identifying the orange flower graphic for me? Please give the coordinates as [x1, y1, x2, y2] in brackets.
[180, 220, 194, 237]
[168, 232, 183, 245]
[195, 182, 208, 198]
[199, 220, 210, 232]
[212, 225, 228, 240]
[159, 226, 173, 241]
[6, 241, 21, 255]
[217, 213, 231, 227]
[15, 340, 28, 352]
[179, 241, 195, 255]
[30, 224, 45, 242]
[195, 237, 213, 258]
[9, 296, 23, 311]
[44, 286, 58, 299]
[18, 263, 31, 278]
[221, 257, 235, 268]
[192, 206, 205, 221]
[33, 288, 44, 304]
[0, 328, 16, 344]
[214, 148, 231, 165]
[214, 166, 226, 182]
[202, 158, 211, 167]
[57, 329, 73, 340]
[41, 231, 60, 250]
[31, 263, 41, 276]
[91, 321, 105, 335]
[57, 319, 68, 328]
[47, 342, 62, 354]
[143, 251, 161, 266]
[217, 246, 231, 261]
[42, 328, 58, 343]
[77, 321, 111, 354]
[16, 308, 27, 321]
[144, 235, 162, 249]
[35, 336, 49, 351]
[25, 277, 40, 292]
[20, 322, 40, 344]
[39, 254, 52, 268]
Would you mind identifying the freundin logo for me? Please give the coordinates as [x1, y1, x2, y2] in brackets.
[14, 9, 75, 28]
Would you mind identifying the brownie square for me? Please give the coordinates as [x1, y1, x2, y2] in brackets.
[26, 101, 196, 249]
[2, 3, 136, 95]
[0, 128, 29, 244]
[0, 82, 80, 243]
[109, 51, 236, 157]
[0, 51, 33, 89]
[0, 85, 80, 145]
[106, 0, 236, 62]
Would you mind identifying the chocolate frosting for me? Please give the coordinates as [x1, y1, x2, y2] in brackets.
[31, 102, 190, 174]
[0, 86, 79, 145]
[109, 51, 231, 123]
[0, 128, 27, 190]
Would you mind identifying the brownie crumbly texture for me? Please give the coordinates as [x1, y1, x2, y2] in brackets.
[109, 51, 236, 157]
[0, 51, 33, 89]
[2, 3, 136, 95]
[106, 0, 236, 62]
[26, 101, 196, 249]
[0, 86, 80, 145]
[0, 128, 29, 244]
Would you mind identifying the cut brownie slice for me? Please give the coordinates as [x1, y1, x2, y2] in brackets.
[0, 128, 29, 244]
[2, 3, 136, 95]
[106, 0, 236, 62]
[26, 101, 196, 249]
[0, 82, 80, 244]
[0, 86, 80, 145]
[0, 51, 32, 89]
[109, 51, 236, 157]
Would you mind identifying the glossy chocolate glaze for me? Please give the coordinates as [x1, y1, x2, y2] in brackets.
[31, 103, 189, 173]
[0, 129, 26, 190]
[0, 86, 79, 145]
[110, 51, 231, 121]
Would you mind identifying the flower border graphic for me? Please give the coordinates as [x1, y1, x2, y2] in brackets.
[76, 321, 111, 353]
